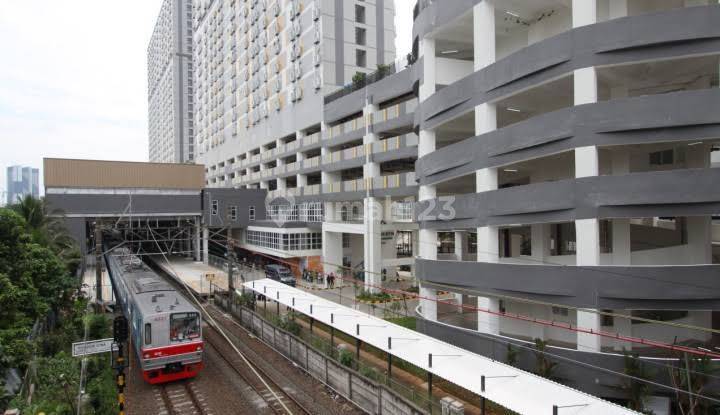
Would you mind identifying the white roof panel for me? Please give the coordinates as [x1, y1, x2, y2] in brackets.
[243, 279, 639, 415]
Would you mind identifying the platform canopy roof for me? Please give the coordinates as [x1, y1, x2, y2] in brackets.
[243, 279, 639, 415]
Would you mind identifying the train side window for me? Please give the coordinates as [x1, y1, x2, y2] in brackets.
[144, 323, 152, 345]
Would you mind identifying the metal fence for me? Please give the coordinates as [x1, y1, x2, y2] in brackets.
[215, 296, 431, 414]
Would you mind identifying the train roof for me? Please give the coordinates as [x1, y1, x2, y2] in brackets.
[107, 248, 199, 317]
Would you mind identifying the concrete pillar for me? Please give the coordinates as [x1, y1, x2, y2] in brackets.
[572, 0, 602, 346]
[473, 0, 499, 330]
[364, 197, 382, 291]
[577, 310, 602, 352]
[688, 216, 713, 264]
[608, 0, 628, 20]
[195, 218, 202, 262]
[611, 151, 631, 265]
[418, 36, 439, 321]
[476, 168, 499, 263]
[454, 292, 464, 313]
[572, 0, 597, 28]
[531, 223, 550, 263]
[454, 231, 468, 261]
[419, 38, 435, 101]
[420, 286, 438, 321]
[277, 177, 287, 191]
[476, 167, 499, 334]
[473, 1, 495, 71]
[323, 231, 343, 275]
[202, 227, 209, 265]
[478, 297, 500, 335]
[297, 174, 308, 187]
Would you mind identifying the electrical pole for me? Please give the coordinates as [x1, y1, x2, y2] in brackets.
[227, 227, 235, 293]
[94, 222, 103, 307]
[113, 315, 128, 415]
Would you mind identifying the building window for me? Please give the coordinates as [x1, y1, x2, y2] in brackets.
[144, 323, 152, 345]
[249, 206, 255, 221]
[246, 230, 322, 251]
[355, 5, 365, 23]
[396, 231, 413, 258]
[229, 206, 238, 221]
[468, 232, 477, 254]
[355, 27, 366, 46]
[437, 232, 455, 254]
[211, 200, 219, 215]
[550, 223, 576, 256]
[552, 307, 569, 317]
[356, 49, 366, 68]
[649, 149, 674, 165]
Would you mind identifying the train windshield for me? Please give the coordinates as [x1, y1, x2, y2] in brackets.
[170, 312, 200, 342]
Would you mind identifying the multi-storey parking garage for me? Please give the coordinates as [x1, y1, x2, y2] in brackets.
[179, 0, 720, 408]
[409, 0, 720, 405]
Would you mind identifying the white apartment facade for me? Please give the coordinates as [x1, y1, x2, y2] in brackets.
[194, 0, 413, 281]
[148, 0, 195, 163]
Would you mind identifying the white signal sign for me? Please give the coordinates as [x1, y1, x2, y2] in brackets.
[72, 338, 117, 357]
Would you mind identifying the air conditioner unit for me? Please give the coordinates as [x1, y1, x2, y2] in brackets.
[273, 39, 281, 55]
[314, 25, 321, 44]
[313, 71, 321, 90]
[275, 78, 282, 93]
[272, 3, 280, 17]
[295, 85, 303, 101]
[313, 46, 321, 66]
[289, 88, 296, 102]
[294, 62, 302, 79]
[288, 65, 296, 81]
[293, 21, 302, 38]
[312, 2, 320, 20]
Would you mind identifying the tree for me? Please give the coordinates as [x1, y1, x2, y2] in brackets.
[622, 349, 653, 412]
[506, 344, 518, 367]
[669, 353, 718, 415]
[352, 71, 367, 88]
[10, 196, 80, 271]
[533, 338, 558, 380]
[0, 209, 77, 369]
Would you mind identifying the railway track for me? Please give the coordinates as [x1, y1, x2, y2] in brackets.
[203, 326, 311, 415]
[158, 381, 212, 415]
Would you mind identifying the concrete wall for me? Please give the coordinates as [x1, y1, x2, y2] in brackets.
[202, 188, 267, 228]
[415, 258, 720, 309]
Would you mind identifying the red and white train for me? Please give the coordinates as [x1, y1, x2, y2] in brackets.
[106, 247, 203, 384]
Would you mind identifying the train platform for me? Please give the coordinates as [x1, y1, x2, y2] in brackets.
[152, 256, 229, 296]
[81, 265, 114, 304]
[243, 278, 638, 415]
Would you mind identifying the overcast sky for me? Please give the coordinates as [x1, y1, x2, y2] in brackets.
[0, 1, 413, 197]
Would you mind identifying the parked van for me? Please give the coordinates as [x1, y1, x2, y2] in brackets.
[265, 264, 296, 287]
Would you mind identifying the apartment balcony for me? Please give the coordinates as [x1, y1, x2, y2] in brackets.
[323, 116, 366, 147]
[370, 100, 417, 136]
[321, 144, 366, 172]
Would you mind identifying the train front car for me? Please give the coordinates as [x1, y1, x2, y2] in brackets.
[107, 247, 204, 384]
[135, 280, 204, 383]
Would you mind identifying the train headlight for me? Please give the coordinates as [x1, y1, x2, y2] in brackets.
[196, 346, 202, 351]
[144, 353, 150, 359]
